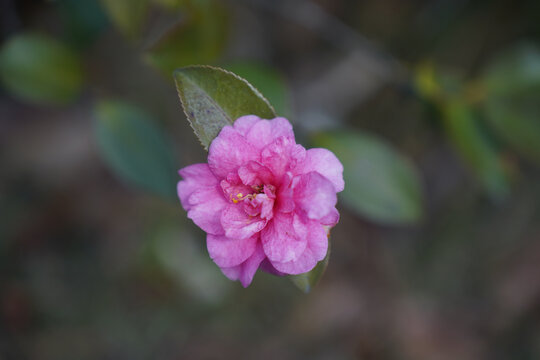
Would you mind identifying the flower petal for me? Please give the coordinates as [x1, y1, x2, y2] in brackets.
[245, 117, 294, 150]
[270, 220, 328, 275]
[185, 188, 227, 235]
[320, 207, 340, 226]
[232, 115, 260, 136]
[221, 204, 267, 239]
[208, 126, 259, 178]
[207, 233, 258, 267]
[261, 212, 307, 263]
[237, 161, 274, 186]
[293, 171, 337, 220]
[177, 163, 219, 209]
[276, 172, 295, 213]
[243, 194, 274, 221]
[220, 242, 266, 287]
[259, 258, 286, 276]
[261, 136, 306, 178]
[297, 148, 344, 192]
[178, 164, 226, 235]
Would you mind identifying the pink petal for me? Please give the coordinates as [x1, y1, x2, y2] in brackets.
[208, 126, 259, 178]
[220, 242, 266, 287]
[237, 161, 274, 186]
[185, 188, 227, 235]
[243, 194, 274, 220]
[219, 266, 241, 282]
[261, 212, 308, 263]
[178, 164, 226, 235]
[259, 259, 286, 276]
[207, 233, 258, 267]
[221, 204, 267, 239]
[177, 163, 219, 209]
[263, 184, 276, 199]
[297, 148, 344, 192]
[275, 172, 295, 213]
[270, 220, 328, 275]
[261, 136, 306, 178]
[320, 207, 340, 226]
[232, 115, 260, 136]
[244, 117, 294, 150]
[293, 171, 337, 220]
[258, 195, 275, 220]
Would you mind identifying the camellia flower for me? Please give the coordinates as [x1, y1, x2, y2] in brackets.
[177, 115, 344, 287]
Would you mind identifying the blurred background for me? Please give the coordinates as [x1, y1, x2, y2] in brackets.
[1, 0, 540, 359]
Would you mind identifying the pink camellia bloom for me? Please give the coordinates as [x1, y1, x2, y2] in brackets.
[177, 115, 344, 287]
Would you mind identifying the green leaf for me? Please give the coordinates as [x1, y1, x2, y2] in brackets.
[314, 131, 423, 225]
[484, 44, 540, 96]
[414, 62, 463, 101]
[483, 45, 540, 164]
[442, 100, 509, 199]
[173, 65, 276, 149]
[57, 0, 108, 48]
[225, 62, 289, 116]
[100, 0, 149, 38]
[145, 0, 228, 75]
[485, 95, 540, 164]
[414, 63, 510, 197]
[0, 33, 83, 105]
[290, 240, 330, 293]
[95, 100, 178, 199]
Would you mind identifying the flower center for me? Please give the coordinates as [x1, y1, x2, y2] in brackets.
[231, 184, 265, 204]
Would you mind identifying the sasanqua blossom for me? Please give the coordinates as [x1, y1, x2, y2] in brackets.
[177, 115, 344, 287]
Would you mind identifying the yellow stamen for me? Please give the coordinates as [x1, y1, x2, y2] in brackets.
[231, 192, 256, 203]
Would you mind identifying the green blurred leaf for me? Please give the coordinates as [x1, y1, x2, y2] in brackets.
[57, 0, 108, 48]
[484, 44, 540, 96]
[290, 240, 330, 293]
[442, 100, 509, 199]
[145, 0, 228, 75]
[314, 131, 423, 224]
[483, 45, 540, 164]
[0, 33, 83, 105]
[95, 100, 178, 199]
[100, 0, 149, 38]
[414, 62, 463, 102]
[173, 65, 276, 149]
[225, 62, 289, 116]
[415, 63, 510, 198]
[152, 0, 186, 10]
[485, 95, 540, 164]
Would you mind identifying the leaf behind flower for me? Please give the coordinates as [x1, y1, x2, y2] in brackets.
[173, 65, 276, 149]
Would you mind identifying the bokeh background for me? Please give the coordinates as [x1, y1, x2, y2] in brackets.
[2, 0, 540, 359]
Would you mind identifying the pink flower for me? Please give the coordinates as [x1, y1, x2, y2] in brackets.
[177, 116, 344, 287]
